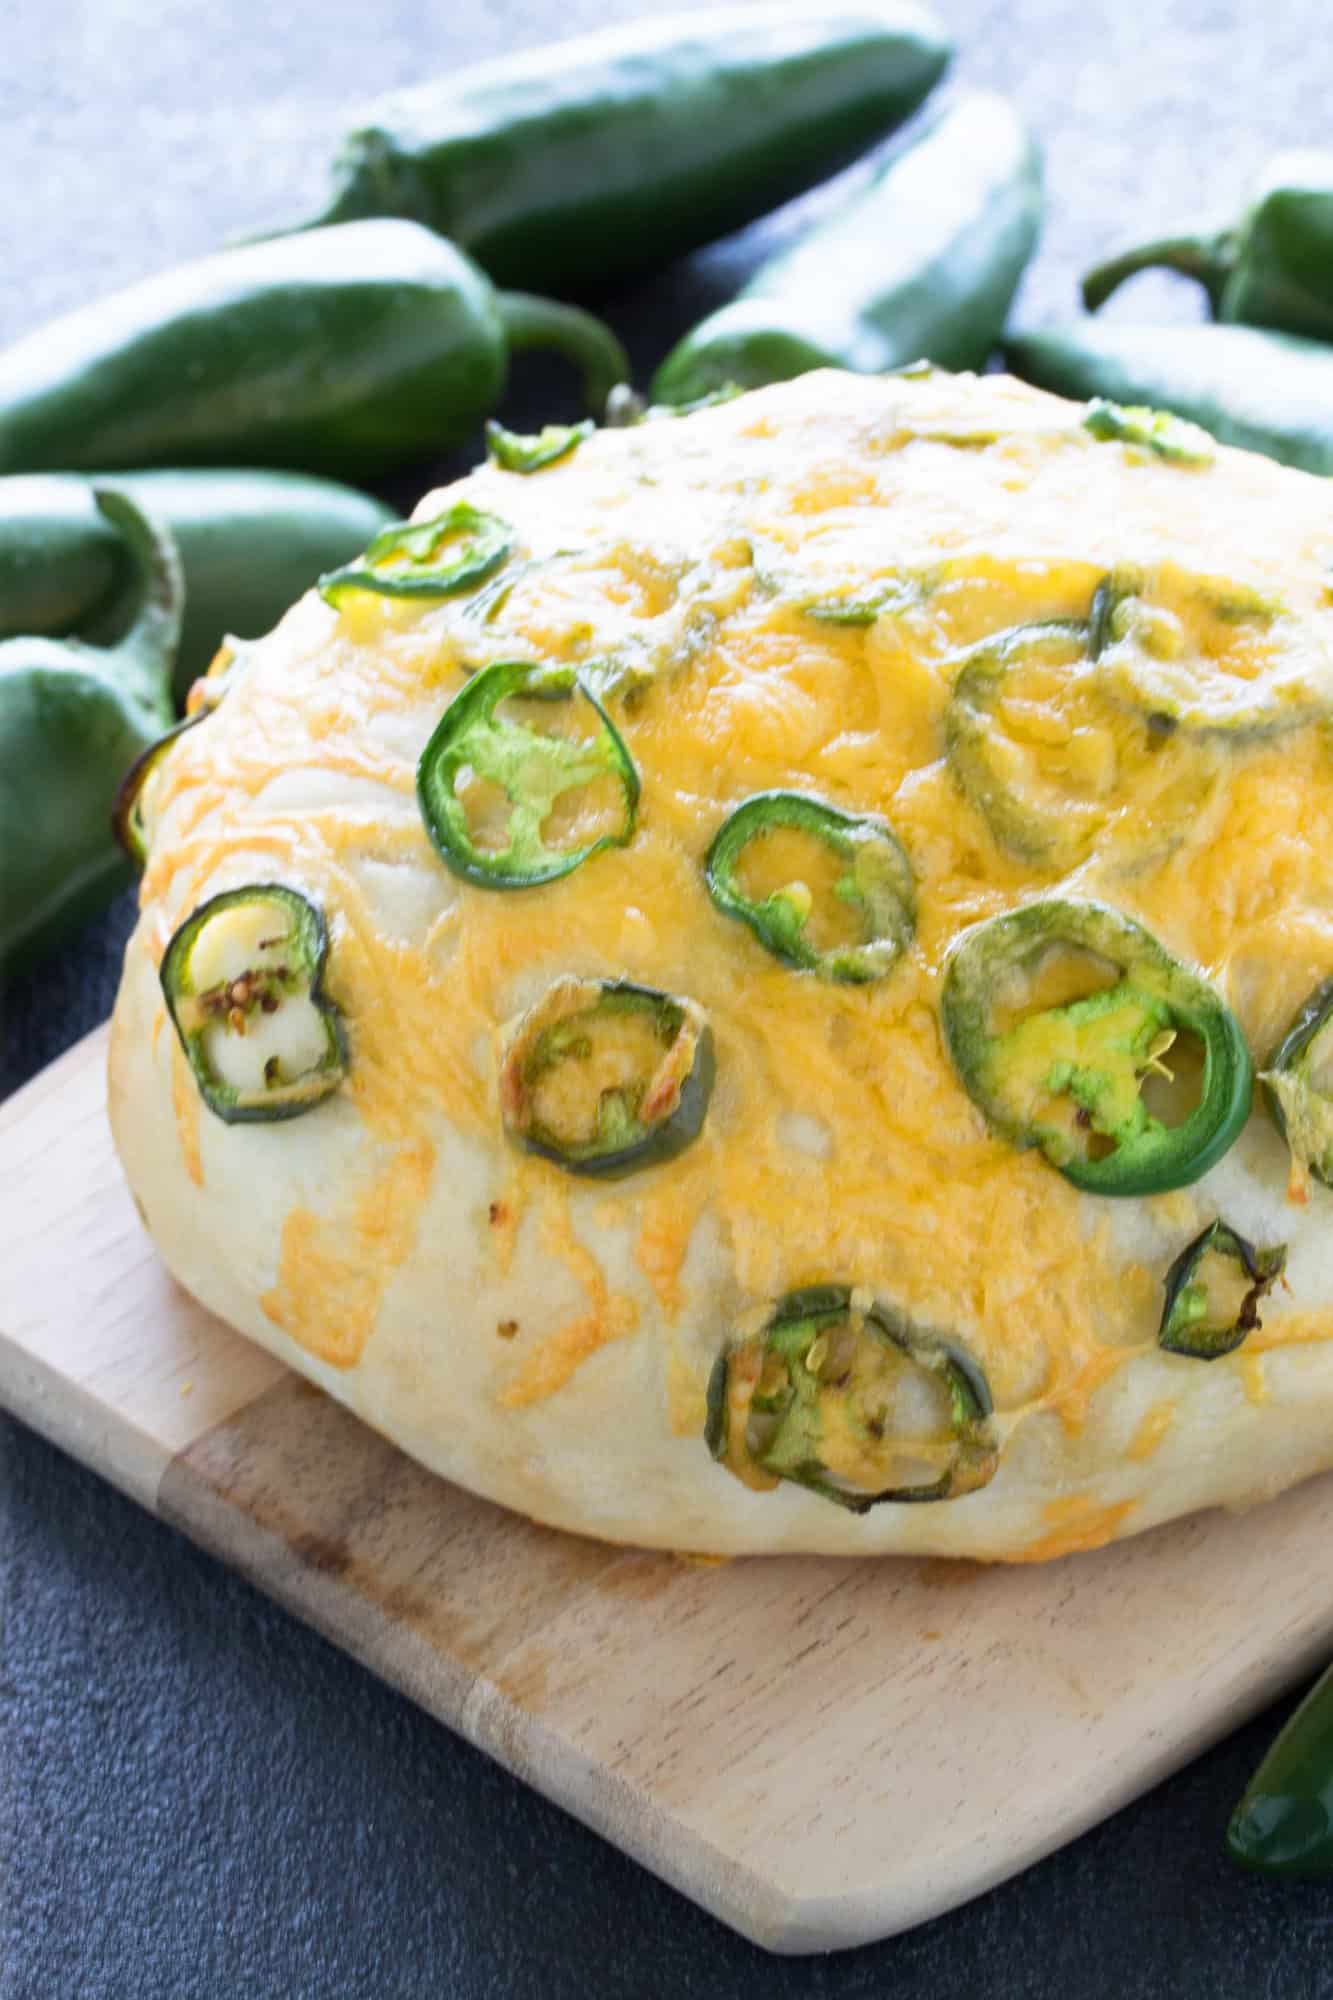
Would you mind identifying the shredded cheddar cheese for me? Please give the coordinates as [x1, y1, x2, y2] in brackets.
[130, 370, 1333, 1556]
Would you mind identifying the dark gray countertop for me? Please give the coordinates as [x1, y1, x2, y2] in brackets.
[4, 1, 1333, 1993]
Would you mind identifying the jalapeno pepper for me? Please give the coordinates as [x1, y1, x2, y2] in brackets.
[320, 504, 511, 607]
[1081, 397, 1215, 466]
[1083, 568, 1311, 739]
[416, 657, 639, 890]
[1158, 1220, 1287, 1360]
[944, 613, 1234, 870]
[499, 976, 713, 1177]
[105, 471, 395, 702]
[1082, 150, 1333, 343]
[161, 884, 347, 1123]
[651, 92, 1042, 405]
[1004, 323, 1333, 477]
[1262, 979, 1333, 1199]
[0, 472, 395, 708]
[260, 8, 952, 292]
[1229, 1661, 1333, 1876]
[0, 487, 179, 979]
[0, 475, 127, 644]
[705, 791, 914, 983]
[0, 221, 628, 480]
[942, 900, 1254, 1197]
[946, 621, 1096, 868]
[705, 1286, 998, 1510]
[484, 420, 592, 474]
[112, 658, 234, 868]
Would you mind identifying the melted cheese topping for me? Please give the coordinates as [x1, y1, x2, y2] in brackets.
[136, 370, 1333, 1492]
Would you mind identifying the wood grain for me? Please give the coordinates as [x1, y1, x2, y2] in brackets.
[4, 1025, 1333, 1952]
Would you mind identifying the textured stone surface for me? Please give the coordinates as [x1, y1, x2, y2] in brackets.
[4, 0, 1333, 1990]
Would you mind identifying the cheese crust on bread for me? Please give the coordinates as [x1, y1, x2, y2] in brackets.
[109, 370, 1333, 1559]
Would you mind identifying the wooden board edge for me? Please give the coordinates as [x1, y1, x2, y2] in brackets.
[156, 1440, 797, 1949]
[746, 1639, 1333, 1952]
[0, 1328, 171, 1514]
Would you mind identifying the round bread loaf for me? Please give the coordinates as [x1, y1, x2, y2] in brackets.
[110, 370, 1333, 1558]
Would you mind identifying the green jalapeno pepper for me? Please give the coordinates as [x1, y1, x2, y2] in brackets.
[0, 471, 395, 707]
[161, 883, 347, 1123]
[705, 1286, 998, 1510]
[499, 976, 713, 1177]
[1082, 150, 1333, 343]
[1262, 979, 1333, 1197]
[1004, 323, 1333, 477]
[105, 471, 394, 702]
[260, 8, 952, 292]
[1081, 398, 1215, 466]
[1157, 1220, 1287, 1360]
[417, 657, 639, 889]
[651, 92, 1041, 405]
[942, 899, 1254, 1197]
[0, 221, 628, 481]
[1229, 1661, 1333, 1876]
[0, 487, 179, 979]
[705, 791, 914, 983]
[484, 420, 592, 474]
[320, 504, 512, 607]
[1083, 567, 1311, 739]
[0, 476, 128, 644]
[113, 658, 234, 868]
[944, 609, 1246, 870]
[946, 621, 1098, 869]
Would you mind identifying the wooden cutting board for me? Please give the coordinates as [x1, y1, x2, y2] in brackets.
[4, 1025, 1332, 1954]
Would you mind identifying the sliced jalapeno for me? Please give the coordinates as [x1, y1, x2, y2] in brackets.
[945, 614, 1222, 871]
[499, 975, 713, 1177]
[705, 1286, 997, 1510]
[800, 577, 919, 627]
[112, 653, 234, 867]
[417, 657, 639, 889]
[705, 791, 914, 983]
[319, 503, 511, 606]
[1081, 397, 1215, 466]
[942, 899, 1254, 1196]
[1158, 1219, 1287, 1360]
[485, 419, 593, 473]
[161, 884, 346, 1124]
[1262, 978, 1333, 1196]
[1090, 566, 1311, 735]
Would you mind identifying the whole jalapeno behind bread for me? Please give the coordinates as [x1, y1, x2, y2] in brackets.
[0, 471, 397, 706]
[652, 92, 1041, 404]
[255, 7, 953, 292]
[1004, 322, 1333, 477]
[0, 221, 628, 481]
[0, 487, 179, 978]
[1082, 150, 1333, 342]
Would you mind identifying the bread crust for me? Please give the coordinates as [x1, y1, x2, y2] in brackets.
[108, 371, 1333, 1558]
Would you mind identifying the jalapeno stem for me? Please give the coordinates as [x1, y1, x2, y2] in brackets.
[496, 292, 630, 418]
[1081, 232, 1232, 315]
